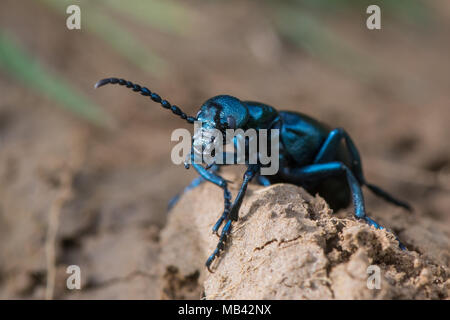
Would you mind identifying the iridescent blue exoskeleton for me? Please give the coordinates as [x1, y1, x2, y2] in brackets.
[95, 77, 412, 271]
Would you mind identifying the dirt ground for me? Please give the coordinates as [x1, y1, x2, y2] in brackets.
[160, 179, 448, 299]
[0, 0, 448, 299]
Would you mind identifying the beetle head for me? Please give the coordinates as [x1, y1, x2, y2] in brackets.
[193, 95, 249, 161]
[196, 95, 248, 131]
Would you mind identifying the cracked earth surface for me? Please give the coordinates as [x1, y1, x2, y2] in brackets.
[159, 178, 449, 299]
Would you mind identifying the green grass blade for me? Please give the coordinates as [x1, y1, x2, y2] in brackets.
[0, 31, 113, 127]
[101, 0, 190, 35]
[271, 0, 431, 25]
[40, 0, 167, 76]
[274, 7, 372, 79]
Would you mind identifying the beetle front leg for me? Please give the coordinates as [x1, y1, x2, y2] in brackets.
[211, 163, 260, 234]
[229, 164, 260, 221]
[192, 163, 233, 232]
[207, 164, 260, 271]
[207, 152, 239, 235]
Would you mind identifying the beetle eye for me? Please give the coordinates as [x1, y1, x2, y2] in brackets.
[226, 116, 236, 129]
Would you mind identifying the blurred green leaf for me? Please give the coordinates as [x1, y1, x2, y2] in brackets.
[274, 7, 373, 79]
[41, 0, 167, 76]
[272, 0, 433, 79]
[0, 31, 113, 127]
[287, 0, 432, 26]
[101, 0, 190, 35]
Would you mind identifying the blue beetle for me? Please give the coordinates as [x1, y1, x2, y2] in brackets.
[95, 77, 411, 271]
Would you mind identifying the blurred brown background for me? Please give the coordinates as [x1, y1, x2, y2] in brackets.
[0, 0, 448, 299]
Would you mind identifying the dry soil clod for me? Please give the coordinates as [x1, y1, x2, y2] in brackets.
[159, 174, 449, 300]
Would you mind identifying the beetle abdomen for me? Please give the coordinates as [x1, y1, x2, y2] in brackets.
[279, 111, 329, 166]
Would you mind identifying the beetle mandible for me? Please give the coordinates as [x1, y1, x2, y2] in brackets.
[95, 77, 412, 271]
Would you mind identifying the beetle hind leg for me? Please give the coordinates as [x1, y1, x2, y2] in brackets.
[365, 183, 412, 211]
[315, 127, 412, 211]
[364, 216, 406, 250]
[281, 162, 406, 250]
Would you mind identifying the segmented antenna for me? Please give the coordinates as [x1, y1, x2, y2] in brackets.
[95, 77, 196, 124]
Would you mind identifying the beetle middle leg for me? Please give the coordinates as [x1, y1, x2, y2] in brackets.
[168, 165, 220, 210]
[256, 175, 271, 186]
[314, 128, 411, 211]
[206, 164, 260, 270]
[281, 162, 406, 249]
